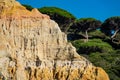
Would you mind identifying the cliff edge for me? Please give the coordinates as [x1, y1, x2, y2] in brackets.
[0, 0, 109, 80]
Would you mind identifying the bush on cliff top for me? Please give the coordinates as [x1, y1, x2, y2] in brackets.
[38, 7, 75, 19]
[23, 4, 33, 11]
[72, 39, 113, 54]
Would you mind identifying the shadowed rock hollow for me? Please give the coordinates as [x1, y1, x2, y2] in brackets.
[0, 0, 109, 80]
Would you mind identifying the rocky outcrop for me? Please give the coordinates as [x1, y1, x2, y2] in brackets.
[0, 0, 109, 80]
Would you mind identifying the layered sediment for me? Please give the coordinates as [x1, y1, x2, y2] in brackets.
[0, 0, 109, 80]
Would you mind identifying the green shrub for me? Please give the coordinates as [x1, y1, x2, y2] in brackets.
[88, 30, 107, 39]
[72, 39, 113, 54]
[22, 4, 33, 11]
[88, 51, 120, 80]
[71, 38, 120, 80]
[38, 7, 75, 19]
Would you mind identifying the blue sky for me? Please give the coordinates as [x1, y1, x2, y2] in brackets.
[17, 0, 120, 21]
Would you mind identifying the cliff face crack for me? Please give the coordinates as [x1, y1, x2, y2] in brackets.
[35, 56, 41, 67]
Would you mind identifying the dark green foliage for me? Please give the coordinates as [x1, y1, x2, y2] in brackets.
[88, 30, 107, 39]
[72, 39, 113, 54]
[22, 4, 33, 11]
[38, 7, 75, 19]
[101, 16, 120, 36]
[67, 33, 85, 41]
[112, 32, 120, 45]
[103, 36, 120, 49]
[68, 18, 102, 41]
[101, 17, 120, 47]
[38, 7, 76, 32]
[88, 52, 120, 80]
[71, 38, 120, 80]
[69, 18, 102, 34]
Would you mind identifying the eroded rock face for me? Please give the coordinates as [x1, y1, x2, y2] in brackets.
[0, 0, 109, 80]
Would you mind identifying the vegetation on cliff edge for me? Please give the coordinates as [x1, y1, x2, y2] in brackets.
[23, 4, 120, 80]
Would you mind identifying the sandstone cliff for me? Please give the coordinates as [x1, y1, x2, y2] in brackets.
[0, 0, 109, 80]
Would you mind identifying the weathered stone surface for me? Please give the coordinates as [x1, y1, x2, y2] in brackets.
[0, 0, 109, 80]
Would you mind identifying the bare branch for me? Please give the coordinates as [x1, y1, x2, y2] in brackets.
[111, 29, 120, 38]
